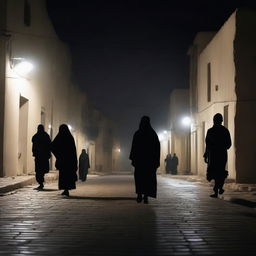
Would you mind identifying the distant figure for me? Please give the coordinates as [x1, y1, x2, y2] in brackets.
[79, 149, 90, 181]
[171, 153, 178, 175]
[129, 116, 160, 204]
[51, 124, 78, 196]
[204, 113, 231, 198]
[32, 125, 51, 190]
[164, 154, 172, 174]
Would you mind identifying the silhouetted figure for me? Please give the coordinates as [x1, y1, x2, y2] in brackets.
[32, 125, 51, 190]
[79, 149, 90, 181]
[171, 153, 178, 175]
[164, 154, 172, 174]
[129, 116, 160, 204]
[51, 124, 78, 196]
[204, 113, 231, 198]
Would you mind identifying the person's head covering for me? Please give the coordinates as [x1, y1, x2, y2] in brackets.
[213, 113, 223, 125]
[58, 124, 71, 135]
[82, 149, 86, 154]
[139, 116, 151, 130]
[37, 124, 44, 133]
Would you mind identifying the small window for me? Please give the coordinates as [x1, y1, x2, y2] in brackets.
[24, 0, 31, 27]
[207, 62, 211, 102]
[224, 105, 229, 128]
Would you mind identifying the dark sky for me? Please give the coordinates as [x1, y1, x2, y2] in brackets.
[46, 0, 256, 168]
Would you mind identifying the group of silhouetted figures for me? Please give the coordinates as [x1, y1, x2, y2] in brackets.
[164, 153, 178, 175]
[32, 124, 90, 196]
[32, 113, 231, 202]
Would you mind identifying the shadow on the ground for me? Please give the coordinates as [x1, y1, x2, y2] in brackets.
[37, 188, 59, 192]
[230, 198, 256, 208]
[66, 196, 136, 200]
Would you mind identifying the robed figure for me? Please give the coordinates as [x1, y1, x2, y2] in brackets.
[204, 113, 231, 197]
[32, 125, 51, 190]
[79, 149, 90, 181]
[164, 154, 172, 174]
[171, 153, 178, 175]
[51, 124, 78, 196]
[129, 116, 160, 204]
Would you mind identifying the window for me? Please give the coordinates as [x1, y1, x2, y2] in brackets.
[207, 62, 211, 102]
[24, 0, 31, 27]
[224, 105, 229, 128]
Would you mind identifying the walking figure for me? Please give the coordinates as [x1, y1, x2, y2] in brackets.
[79, 149, 90, 181]
[129, 116, 160, 204]
[32, 125, 51, 190]
[204, 113, 231, 198]
[164, 154, 172, 174]
[171, 153, 178, 175]
[51, 124, 78, 196]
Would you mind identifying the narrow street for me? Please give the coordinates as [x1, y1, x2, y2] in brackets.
[1, 174, 256, 256]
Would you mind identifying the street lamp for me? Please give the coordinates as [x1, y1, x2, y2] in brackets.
[11, 58, 34, 77]
[181, 116, 191, 127]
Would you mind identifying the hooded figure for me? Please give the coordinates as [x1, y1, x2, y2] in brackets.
[79, 149, 90, 181]
[129, 116, 160, 204]
[51, 124, 77, 196]
[32, 124, 51, 190]
[204, 113, 231, 198]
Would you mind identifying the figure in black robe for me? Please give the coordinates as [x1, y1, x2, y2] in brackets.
[129, 116, 160, 204]
[32, 125, 51, 190]
[51, 124, 78, 196]
[171, 153, 178, 175]
[79, 149, 90, 181]
[204, 113, 231, 198]
[164, 154, 172, 174]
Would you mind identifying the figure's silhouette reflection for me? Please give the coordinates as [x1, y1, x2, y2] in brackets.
[51, 124, 78, 197]
[129, 116, 160, 204]
[204, 113, 231, 197]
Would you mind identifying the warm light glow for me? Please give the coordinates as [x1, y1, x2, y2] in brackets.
[163, 130, 168, 134]
[14, 61, 34, 76]
[68, 124, 72, 131]
[48, 124, 52, 129]
[117, 148, 121, 153]
[181, 116, 191, 127]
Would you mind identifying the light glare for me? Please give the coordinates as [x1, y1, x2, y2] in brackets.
[14, 61, 34, 76]
[181, 116, 191, 127]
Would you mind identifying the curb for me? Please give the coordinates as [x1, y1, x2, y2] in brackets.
[0, 171, 59, 195]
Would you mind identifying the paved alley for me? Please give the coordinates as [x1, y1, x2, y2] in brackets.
[0, 174, 256, 256]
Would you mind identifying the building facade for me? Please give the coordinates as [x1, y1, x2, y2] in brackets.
[188, 9, 256, 183]
[0, 0, 119, 177]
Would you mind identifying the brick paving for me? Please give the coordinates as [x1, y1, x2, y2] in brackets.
[0, 175, 256, 256]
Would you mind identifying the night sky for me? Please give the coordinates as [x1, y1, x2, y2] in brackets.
[46, 0, 256, 168]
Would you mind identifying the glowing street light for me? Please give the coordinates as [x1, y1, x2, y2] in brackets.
[12, 58, 34, 77]
[181, 116, 191, 127]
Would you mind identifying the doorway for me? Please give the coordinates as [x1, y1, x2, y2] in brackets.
[18, 96, 29, 175]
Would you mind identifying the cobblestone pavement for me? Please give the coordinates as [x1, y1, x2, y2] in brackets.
[1, 175, 256, 256]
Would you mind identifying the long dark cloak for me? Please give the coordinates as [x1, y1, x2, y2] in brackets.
[51, 126, 77, 190]
[129, 123, 160, 198]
